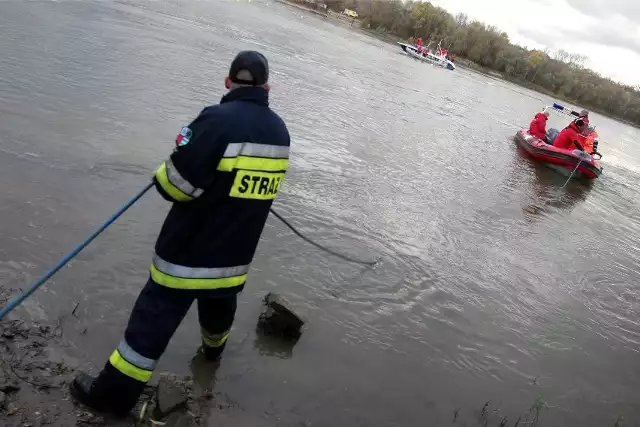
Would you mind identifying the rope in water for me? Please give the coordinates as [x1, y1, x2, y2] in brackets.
[0, 183, 376, 321]
[269, 207, 378, 266]
[561, 158, 584, 188]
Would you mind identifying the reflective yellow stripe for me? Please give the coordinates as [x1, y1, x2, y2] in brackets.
[109, 349, 153, 382]
[217, 156, 288, 172]
[202, 330, 230, 348]
[150, 264, 247, 290]
[154, 162, 194, 202]
[230, 171, 285, 200]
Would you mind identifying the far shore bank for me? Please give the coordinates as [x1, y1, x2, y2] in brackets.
[274, 0, 328, 17]
[274, 0, 636, 128]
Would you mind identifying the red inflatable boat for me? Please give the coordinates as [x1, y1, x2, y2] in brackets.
[514, 129, 602, 179]
[515, 103, 603, 180]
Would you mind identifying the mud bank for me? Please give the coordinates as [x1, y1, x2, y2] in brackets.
[0, 287, 306, 427]
[0, 289, 234, 427]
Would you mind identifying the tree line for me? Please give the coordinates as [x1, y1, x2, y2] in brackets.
[324, 0, 640, 127]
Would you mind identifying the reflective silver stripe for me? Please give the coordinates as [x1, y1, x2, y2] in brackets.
[166, 159, 204, 197]
[117, 340, 156, 370]
[222, 143, 244, 158]
[153, 255, 249, 279]
[222, 143, 289, 159]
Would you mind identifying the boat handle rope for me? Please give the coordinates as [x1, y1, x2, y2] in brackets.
[562, 158, 584, 188]
[0, 183, 377, 321]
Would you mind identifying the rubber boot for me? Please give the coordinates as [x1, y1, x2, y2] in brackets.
[201, 342, 227, 361]
[189, 347, 222, 393]
[70, 365, 145, 416]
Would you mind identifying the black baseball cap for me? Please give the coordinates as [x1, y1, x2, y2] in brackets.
[229, 51, 269, 86]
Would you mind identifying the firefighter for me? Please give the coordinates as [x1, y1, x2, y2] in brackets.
[553, 118, 586, 151]
[528, 110, 549, 140]
[578, 109, 589, 128]
[70, 51, 291, 416]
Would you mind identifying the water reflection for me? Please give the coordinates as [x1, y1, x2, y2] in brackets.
[253, 323, 300, 359]
[2, 1, 640, 425]
[511, 151, 594, 222]
[189, 351, 221, 394]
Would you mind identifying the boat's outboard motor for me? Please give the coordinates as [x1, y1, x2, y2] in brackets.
[546, 128, 559, 144]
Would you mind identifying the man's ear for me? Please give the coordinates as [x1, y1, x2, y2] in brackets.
[264, 83, 271, 93]
[225, 76, 231, 90]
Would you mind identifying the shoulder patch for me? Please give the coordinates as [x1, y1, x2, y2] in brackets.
[175, 126, 193, 147]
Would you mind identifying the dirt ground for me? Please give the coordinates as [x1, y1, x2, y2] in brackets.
[0, 285, 304, 427]
[0, 287, 231, 427]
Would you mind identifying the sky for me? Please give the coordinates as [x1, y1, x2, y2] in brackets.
[429, 0, 640, 86]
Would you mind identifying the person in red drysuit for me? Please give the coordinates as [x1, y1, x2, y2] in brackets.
[578, 109, 589, 128]
[415, 38, 425, 54]
[553, 119, 586, 151]
[528, 110, 549, 140]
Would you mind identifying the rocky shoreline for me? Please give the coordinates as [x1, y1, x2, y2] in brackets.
[0, 316, 217, 426]
[0, 290, 305, 426]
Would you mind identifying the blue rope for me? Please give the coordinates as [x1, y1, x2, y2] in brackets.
[0, 181, 378, 321]
[0, 182, 154, 321]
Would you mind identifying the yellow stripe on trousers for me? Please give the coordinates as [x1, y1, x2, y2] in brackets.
[150, 264, 247, 290]
[109, 349, 153, 382]
[202, 331, 230, 348]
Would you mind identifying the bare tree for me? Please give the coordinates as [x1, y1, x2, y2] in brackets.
[565, 52, 587, 69]
[455, 12, 468, 27]
[552, 49, 569, 62]
[348, 0, 640, 125]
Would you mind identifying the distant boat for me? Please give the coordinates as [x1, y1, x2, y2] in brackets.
[397, 42, 456, 71]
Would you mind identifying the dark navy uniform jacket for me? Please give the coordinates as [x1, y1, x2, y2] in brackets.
[152, 87, 290, 294]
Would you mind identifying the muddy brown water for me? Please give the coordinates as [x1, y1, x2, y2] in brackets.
[2, 1, 640, 425]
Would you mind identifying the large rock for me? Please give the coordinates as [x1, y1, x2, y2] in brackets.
[155, 375, 188, 416]
[257, 293, 305, 339]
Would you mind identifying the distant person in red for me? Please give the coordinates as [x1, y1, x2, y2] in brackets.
[553, 118, 586, 151]
[415, 38, 425, 54]
[578, 109, 589, 128]
[528, 110, 549, 140]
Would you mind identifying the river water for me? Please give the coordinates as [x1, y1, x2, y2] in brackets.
[1, 1, 640, 425]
